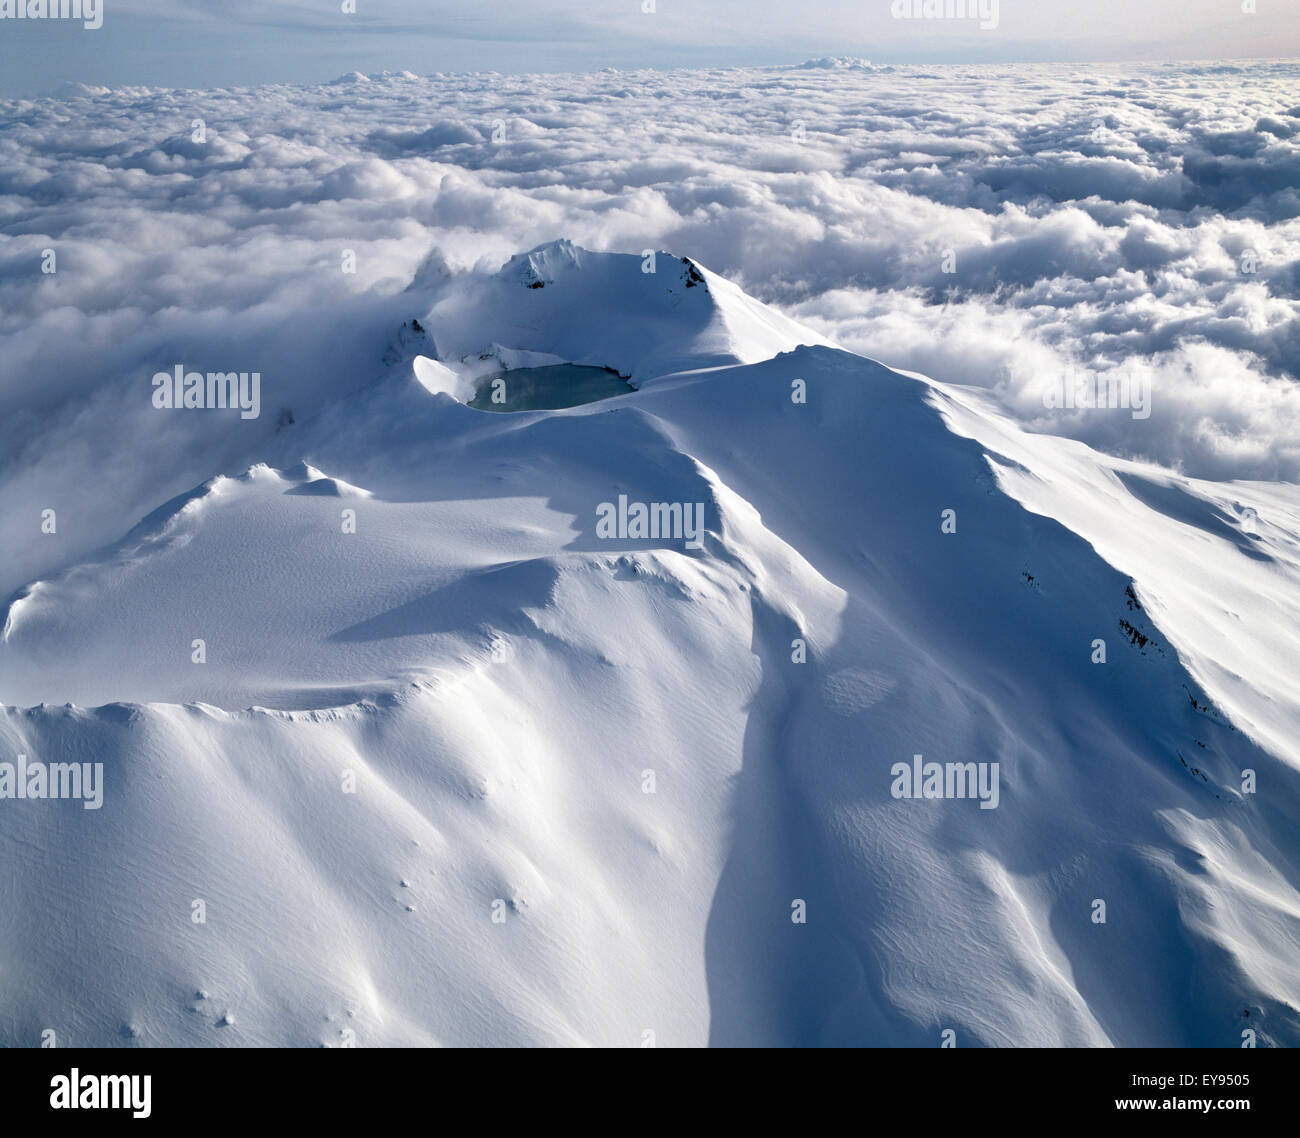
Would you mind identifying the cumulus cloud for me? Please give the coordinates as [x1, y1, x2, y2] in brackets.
[1, 60, 1298, 594]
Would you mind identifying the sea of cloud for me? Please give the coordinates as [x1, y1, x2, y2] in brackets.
[1, 60, 1298, 591]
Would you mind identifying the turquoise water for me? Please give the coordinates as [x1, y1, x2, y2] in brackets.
[468, 364, 633, 412]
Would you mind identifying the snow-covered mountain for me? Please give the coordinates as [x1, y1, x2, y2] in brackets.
[1, 243, 1297, 1047]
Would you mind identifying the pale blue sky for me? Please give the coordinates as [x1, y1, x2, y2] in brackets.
[0, 0, 1296, 95]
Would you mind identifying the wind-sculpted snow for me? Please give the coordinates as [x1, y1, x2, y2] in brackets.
[2, 245, 1298, 1047]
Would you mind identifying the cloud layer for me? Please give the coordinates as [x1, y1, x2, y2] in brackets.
[1, 60, 1298, 592]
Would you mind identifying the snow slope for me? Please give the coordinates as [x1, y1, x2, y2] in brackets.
[1, 243, 1297, 1048]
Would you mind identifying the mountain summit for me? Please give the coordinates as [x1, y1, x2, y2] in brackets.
[415, 240, 834, 382]
[1, 244, 1297, 1047]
